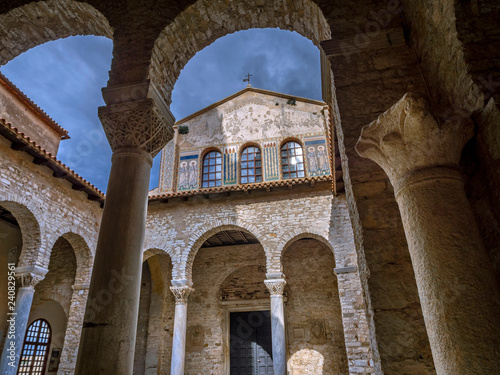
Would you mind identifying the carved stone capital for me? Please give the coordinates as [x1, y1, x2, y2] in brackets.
[16, 273, 44, 288]
[264, 279, 286, 296]
[98, 97, 175, 157]
[15, 265, 47, 288]
[355, 93, 474, 187]
[170, 285, 194, 303]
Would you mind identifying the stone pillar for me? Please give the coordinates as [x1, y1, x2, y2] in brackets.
[0, 266, 46, 375]
[57, 284, 89, 375]
[170, 284, 193, 375]
[264, 276, 287, 375]
[355, 93, 500, 375]
[75, 83, 175, 375]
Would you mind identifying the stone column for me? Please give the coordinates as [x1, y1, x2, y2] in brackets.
[75, 83, 175, 375]
[0, 266, 46, 375]
[264, 275, 287, 375]
[355, 93, 500, 375]
[170, 283, 193, 375]
[57, 284, 89, 375]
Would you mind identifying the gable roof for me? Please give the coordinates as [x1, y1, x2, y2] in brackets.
[0, 71, 70, 140]
[175, 86, 327, 126]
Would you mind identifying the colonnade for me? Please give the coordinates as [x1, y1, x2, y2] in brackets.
[3, 91, 500, 375]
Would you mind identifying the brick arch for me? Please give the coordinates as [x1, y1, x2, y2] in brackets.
[180, 217, 268, 282]
[149, 0, 331, 104]
[271, 229, 334, 274]
[0, 0, 113, 66]
[0, 198, 44, 268]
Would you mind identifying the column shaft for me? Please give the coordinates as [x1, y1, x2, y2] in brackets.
[270, 295, 286, 375]
[75, 148, 152, 375]
[355, 93, 500, 375]
[0, 286, 35, 375]
[170, 302, 188, 375]
[395, 169, 500, 374]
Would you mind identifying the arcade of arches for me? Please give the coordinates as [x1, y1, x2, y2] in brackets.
[0, 0, 500, 375]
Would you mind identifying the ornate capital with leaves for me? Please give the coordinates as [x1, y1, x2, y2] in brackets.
[99, 98, 175, 157]
[170, 285, 194, 303]
[16, 272, 44, 288]
[264, 279, 286, 296]
[355, 92, 474, 187]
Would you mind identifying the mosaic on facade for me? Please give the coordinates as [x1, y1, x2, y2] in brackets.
[223, 146, 237, 185]
[177, 151, 199, 191]
[304, 136, 330, 177]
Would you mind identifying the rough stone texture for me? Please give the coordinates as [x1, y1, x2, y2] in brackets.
[283, 239, 349, 375]
[356, 93, 500, 375]
[0, 1, 499, 373]
[325, 12, 436, 373]
[134, 262, 152, 375]
[32, 237, 76, 318]
[0, 135, 101, 270]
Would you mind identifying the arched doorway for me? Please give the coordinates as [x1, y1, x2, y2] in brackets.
[187, 227, 269, 374]
[282, 237, 348, 374]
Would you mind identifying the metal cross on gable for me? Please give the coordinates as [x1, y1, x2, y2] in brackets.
[243, 73, 252, 85]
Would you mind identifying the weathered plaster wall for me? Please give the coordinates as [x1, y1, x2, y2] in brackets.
[177, 91, 327, 149]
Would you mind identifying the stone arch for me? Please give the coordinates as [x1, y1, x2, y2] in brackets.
[0, 198, 44, 268]
[149, 0, 331, 104]
[53, 232, 94, 286]
[272, 229, 334, 274]
[0, 0, 113, 66]
[182, 217, 267, 282]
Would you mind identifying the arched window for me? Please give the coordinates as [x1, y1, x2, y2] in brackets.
[240, 146, 262, 184]
[202, 150, 222, 187]
[281, 141, 305, 179]
[17, 319, 51, 375]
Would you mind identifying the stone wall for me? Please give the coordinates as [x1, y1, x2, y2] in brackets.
[32, 237, 76, 317]
[284, 239, 348, 375]
[0, 135, 101, 270]
[145, 186, 378, 373]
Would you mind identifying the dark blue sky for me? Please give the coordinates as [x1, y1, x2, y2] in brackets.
[1, 28, 321, 192]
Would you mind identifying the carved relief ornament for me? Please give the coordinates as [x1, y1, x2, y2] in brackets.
[264, 279, 287, 295]
[170, 285, 194, 303]
[16, 273, 44, 288]
[98, 98, 175, 157]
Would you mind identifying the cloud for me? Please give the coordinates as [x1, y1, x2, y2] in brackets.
[2, 29, 321, 192]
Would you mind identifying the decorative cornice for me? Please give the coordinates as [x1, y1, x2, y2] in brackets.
[150, 174, 333, 201]
[170, 285, 194, 303]
[264, 279, 286, 296]
[99, 98, 175, 157]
